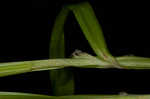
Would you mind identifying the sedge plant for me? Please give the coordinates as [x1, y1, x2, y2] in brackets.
[0, 2, 150, 99]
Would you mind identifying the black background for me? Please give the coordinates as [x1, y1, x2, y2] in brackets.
[0, 0, 150, 95]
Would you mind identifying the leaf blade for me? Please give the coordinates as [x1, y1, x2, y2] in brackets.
[67, 2, 121, 68]
[49, 7, 74, 96]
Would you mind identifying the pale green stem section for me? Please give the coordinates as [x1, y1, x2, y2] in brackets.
[0, 54, 150, 77]
[0, 58, 107, 77]
[0, 92, 150, 99]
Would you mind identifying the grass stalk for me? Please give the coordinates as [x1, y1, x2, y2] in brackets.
[1, 53, 150, 77]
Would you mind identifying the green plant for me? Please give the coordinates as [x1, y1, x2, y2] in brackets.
[0, 2, 150, 99]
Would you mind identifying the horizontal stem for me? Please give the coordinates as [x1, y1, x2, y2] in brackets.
[0, 92, 150, 99]
[0, 54, 150, 77]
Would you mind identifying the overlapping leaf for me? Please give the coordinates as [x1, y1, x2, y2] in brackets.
[66, 2, 121, 68]
[49, 7, 74, 96]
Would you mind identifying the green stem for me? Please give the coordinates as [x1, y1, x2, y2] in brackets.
[0, 54, 150, 77]
[1, 92, 150, 99]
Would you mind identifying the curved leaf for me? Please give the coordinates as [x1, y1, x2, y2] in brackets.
[49, 7, 74, 95]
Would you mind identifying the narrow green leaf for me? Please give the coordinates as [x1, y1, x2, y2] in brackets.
[49, 7, 74, 96]
[67, 2, 121, 68]
[59, 94, 150, 99]
[0, 92, 54, 99]
[1, 92, 150, 99]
